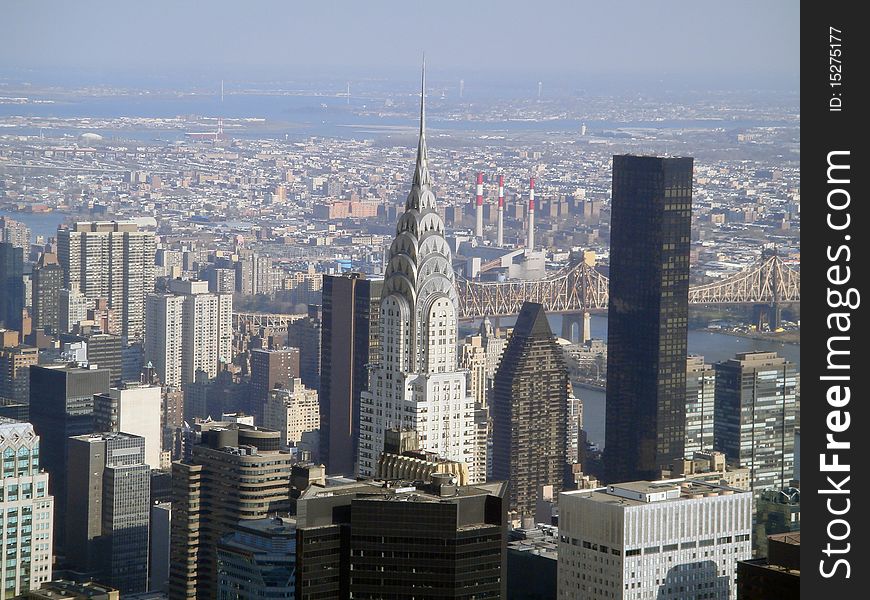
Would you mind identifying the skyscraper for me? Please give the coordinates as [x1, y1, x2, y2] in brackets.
[250, 347, 301, 421]
[144, 293, 184, 388]
[604, 155, 693, 483]
[262, 378, 320, 454]
[59, 288, 90, 334]
[0, 242, 24, 333]
[93, 382, 162, 468]
[234, 251, 274, 295]
[320, 272, 382, 475]
[286, 305, 321, 392]
[60, 331, 123, 386]
[31, 252, 63, 334]
[144, 279, 232, 389]
[295, 478, 507, 599]
[684, 355, 716, 457]
[357, 67, 476, 479]
[0, 418, 54, 598]
[56, 221, 156, 340]
[492, 301, 568, 520]
[170, 423, 293, 600]
[714, 351, 797, 496]
[0, 216, 31, 249]
[28, 364, 111, 551]
[66, 432, 151, 594]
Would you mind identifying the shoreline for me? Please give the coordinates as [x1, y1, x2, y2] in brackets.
[699, 328, 800, 345]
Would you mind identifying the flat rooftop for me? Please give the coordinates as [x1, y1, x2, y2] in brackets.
[301, 478, 506, 503]
[563, 478, 747, 507]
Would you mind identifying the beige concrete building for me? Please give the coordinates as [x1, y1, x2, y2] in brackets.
[57, 221, 156, 339]
[262, 378, 320, 452]
[558, 480, 752, 600]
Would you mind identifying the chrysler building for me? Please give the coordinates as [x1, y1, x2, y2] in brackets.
[357, 65, 477, 480]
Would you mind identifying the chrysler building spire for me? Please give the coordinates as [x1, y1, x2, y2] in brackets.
[357, 61, 477, 482]
[413, 56, 431, 188]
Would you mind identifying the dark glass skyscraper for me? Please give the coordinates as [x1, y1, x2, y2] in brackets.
[66, 432, 151, 594]
[28, 364, 111, 552]
[32, 252, 64, 334]
[604, 155, 693, 483]
[0, 241, 24, 333]
[320, 272, 381, 475]
[492, 301, 568, 520]
[295, 478, 506, 599]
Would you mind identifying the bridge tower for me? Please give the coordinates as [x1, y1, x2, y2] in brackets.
[560, 310, 591, 343]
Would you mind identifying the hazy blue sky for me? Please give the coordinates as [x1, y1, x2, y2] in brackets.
[2, 0, 798, 85]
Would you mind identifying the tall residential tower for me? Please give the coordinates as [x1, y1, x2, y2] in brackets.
[57, 221, 156, 340]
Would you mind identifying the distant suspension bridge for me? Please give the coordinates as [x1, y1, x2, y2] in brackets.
[234, 253, 799, 333]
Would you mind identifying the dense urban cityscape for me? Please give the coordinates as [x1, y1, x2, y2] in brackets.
[0, 3, 800, 599]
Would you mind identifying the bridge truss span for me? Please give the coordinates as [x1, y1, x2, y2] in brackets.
[455, 253, 799, 319]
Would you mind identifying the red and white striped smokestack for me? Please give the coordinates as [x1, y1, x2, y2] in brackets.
[476, 172, 484, 206]
[475, 172, 484, 237]
[496, 174, 505, 247]
[527, 177, 536, 251]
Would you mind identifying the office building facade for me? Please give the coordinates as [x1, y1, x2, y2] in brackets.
[684, 355, 715, 457]
[169, 424, 293, 600]
[604, 155, 694, 483]
[0, 243, 24, 333]
[27, 364, 111, 550]
[66, 432, 151, 594]
[216, 517, 297, 600]
[262, 379, 320, 454]
[0, 217, 30, 250]
[492, 302, 568, 520]
[93, 383, 162, 468]
[59, 288, 90, 335]
[31, 253, 63, 335]
[0, 345, 38, 406]
[249, 347, 300, 421]
[0, 418, 54, 599]
[295, 478, 506, 599]
[320, 272, 381, 475]
[713, 351, 797, 496]
[286, 306, 321, 392]
[60, 331, 123, 386]
[737, 532, 800, 599]
[558, 480, 752, 600]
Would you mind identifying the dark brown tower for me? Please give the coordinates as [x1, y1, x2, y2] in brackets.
[492, 301, 568, 520]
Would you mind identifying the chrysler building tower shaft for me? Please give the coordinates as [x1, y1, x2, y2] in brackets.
[357, 62, 477, 480]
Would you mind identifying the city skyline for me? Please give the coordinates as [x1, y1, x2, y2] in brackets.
[0, 2, 805, 597]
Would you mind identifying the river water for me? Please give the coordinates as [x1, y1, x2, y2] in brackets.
[0, 210, 73, 242]
[464, 313, 800, 451]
